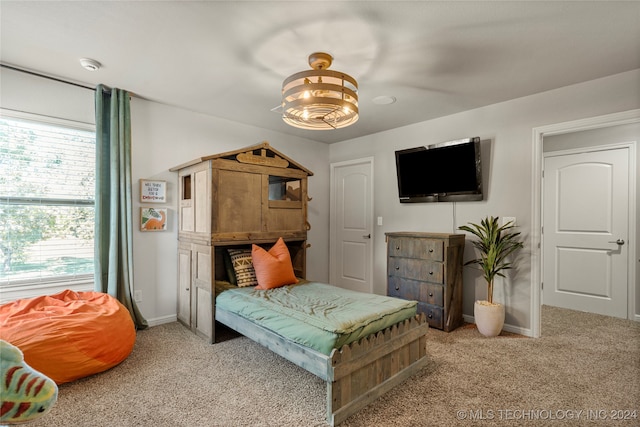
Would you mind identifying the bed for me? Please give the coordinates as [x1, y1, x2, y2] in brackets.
[172, 145, 429, 425]
[213, 240, 430, 426]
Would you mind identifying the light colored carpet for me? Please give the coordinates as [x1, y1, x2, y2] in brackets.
[29, 306, 639, 426]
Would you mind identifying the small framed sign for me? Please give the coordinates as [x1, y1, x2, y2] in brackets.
[140, 207, 167, 231]
[140, 179, 166, 203]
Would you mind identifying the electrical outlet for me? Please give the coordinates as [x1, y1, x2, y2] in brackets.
[134, 290, 142, 303]
[377, 216, 383, 226]
[502, 216, 516, 227]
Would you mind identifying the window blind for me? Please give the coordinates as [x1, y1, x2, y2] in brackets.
[0, 114, 96, 286]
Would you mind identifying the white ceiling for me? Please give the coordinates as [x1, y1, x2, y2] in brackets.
[1, 1, 639, 144]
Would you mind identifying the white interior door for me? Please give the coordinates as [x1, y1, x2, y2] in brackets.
[543, 146, 630, 318]
[330, 159, 373, 293]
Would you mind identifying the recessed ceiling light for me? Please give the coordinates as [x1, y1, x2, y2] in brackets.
[372, 95, 396, 105]
[79, 58, 101, 71]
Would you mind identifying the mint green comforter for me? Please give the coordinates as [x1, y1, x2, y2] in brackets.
[215, 281, 417, 355]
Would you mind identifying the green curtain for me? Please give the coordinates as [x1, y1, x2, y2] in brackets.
[94, 84, 148, 330]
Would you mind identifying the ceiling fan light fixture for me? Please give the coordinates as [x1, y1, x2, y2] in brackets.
[282, 52, 358, 130]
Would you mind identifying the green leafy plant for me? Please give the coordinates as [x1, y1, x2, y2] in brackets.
[458, 216, 524, 304]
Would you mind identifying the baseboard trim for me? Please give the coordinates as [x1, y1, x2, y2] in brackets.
[463, 314, 474, 325]
[145, 314, 177, 327]
[462, 314, 533, 337]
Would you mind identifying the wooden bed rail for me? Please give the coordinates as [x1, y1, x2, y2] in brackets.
[215, 309, 429, 426]
[327, 314, 429, 426]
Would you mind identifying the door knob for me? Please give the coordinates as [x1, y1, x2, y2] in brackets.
[608, 239, 625, 245]
[363, 234, 371, 239]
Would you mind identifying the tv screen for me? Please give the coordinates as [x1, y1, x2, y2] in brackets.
[395, 137, 483, 203]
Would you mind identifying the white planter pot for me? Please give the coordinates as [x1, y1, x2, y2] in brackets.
[474, 301, 505, 337]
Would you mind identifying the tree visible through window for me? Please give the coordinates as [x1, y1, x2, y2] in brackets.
[0, 113, 95, 286]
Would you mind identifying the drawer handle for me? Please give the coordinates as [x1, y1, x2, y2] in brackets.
[428, 313, 433, 319]
[429, 249, 434, 253]
[396, 246, 400, 250]
[428, 292, 433, 297]
[395, 285, 400, 291]
[395, 266, 400, 270]
[429, 271, 433, 275]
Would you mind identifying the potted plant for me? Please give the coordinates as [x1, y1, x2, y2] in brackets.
[458, 216, 524, 337]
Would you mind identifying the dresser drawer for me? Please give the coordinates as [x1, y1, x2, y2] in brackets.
[388, 257, 444, 284]
[388, 237, 444, 261]
[417, 302, 443, 329]
[388, 277, 444, 306]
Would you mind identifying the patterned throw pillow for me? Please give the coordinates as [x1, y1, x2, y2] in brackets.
[227, 249, 257, 287]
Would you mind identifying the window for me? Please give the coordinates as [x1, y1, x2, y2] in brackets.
[0, 111, 96, 296]
[268, 176, 301, 201]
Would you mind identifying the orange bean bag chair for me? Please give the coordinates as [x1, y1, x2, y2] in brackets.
[0, 290, 136, 385]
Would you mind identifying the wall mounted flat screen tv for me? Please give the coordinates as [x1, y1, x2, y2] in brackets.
[395, 137, 483, 203]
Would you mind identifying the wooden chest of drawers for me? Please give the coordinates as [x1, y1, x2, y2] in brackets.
[386, 232, 465, 332]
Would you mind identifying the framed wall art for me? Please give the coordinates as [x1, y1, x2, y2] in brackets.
[140, 179, 166, 203]
[140, 207, 167, 232]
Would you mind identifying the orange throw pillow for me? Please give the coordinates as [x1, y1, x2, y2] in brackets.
[252, 237, 298, 290]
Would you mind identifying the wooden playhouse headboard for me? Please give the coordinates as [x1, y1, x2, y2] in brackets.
[171, 142, 313, 343]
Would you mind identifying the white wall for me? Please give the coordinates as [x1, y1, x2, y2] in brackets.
[329, 69, 640, 335]
[130, 99, 331, 324]
[0, 67, 94, 123]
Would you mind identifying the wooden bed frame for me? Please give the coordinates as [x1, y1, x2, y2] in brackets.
[172, 145, 430, 424]
[215, 307, 429, 426]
